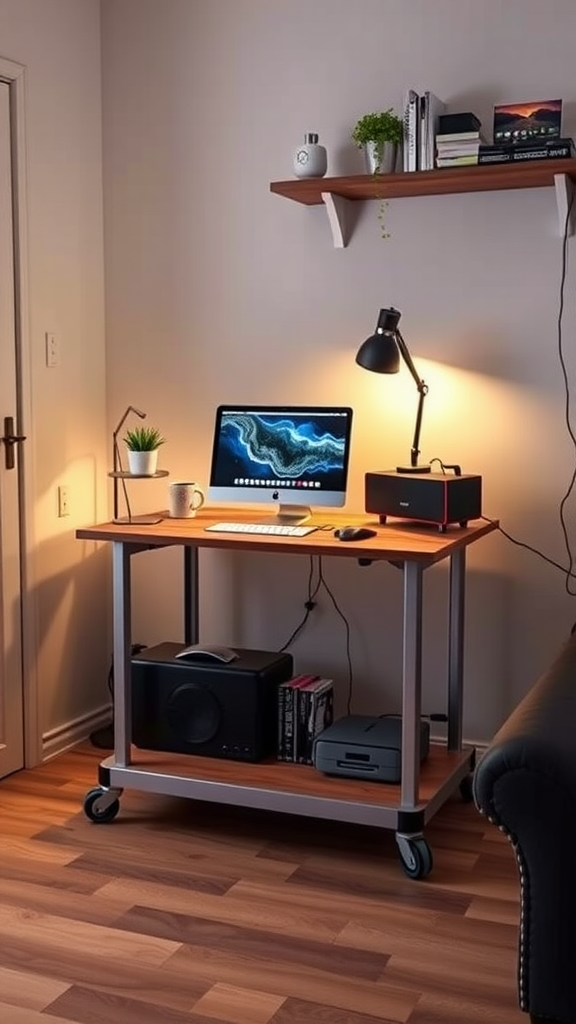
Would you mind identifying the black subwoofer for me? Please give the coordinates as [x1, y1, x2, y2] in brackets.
[131, 642, 293, 762]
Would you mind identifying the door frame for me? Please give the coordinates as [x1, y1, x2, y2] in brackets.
[0, 54, 40, 767]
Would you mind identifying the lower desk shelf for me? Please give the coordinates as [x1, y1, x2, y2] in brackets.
[96, 743, 474, 832]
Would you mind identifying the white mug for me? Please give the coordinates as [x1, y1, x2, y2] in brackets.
[168, 481, 205, 519]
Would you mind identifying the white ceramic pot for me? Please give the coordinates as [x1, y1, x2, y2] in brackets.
[127, 449, 158, 476]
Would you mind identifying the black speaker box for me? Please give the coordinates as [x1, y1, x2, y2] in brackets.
[131, 642, 293, 762]
[365, 471, 482, 530]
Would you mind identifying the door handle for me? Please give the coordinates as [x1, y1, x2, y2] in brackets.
[1, 416, 26, 470]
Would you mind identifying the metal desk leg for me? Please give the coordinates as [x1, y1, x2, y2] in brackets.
[112, 540, 132, 767]
[400, 560, 423, 810]
[447, 547, 466, 752]
[183, 546, 199, 646]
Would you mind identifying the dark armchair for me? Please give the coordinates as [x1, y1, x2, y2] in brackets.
[473, 628, 576, 1024]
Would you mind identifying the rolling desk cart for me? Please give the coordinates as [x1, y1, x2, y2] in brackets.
[76, 509, 496, 879]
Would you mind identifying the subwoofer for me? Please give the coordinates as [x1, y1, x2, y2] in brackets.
[131, 642, 293, 762]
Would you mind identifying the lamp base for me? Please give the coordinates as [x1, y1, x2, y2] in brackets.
[113, 514, 163, 525]
[396, 464, 431, 474]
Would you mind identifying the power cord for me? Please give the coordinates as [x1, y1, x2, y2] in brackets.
[90, 642, 147, 749]
[476, 185, 576, 594]
[279, 555, 354, 714]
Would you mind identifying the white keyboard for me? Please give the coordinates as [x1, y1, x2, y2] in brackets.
[205, 522, 317, 537]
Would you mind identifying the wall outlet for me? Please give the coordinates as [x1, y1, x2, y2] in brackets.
[45, 331, 59, 367]
[58, 485, 70, 517]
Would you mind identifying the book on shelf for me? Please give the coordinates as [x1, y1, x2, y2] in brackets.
[437, 111, 482, 137]
[403, 89, 445, 171]
[402, 89, 419, 172]
[419, 91, 446, 171]
[436, 130, 482, 144]
[277, 674, 317, 762]
[295, 677, 334, 765]
[478, 138, 575, 165]
[437, 154, 479, 167]
[436, 142, 481, 156]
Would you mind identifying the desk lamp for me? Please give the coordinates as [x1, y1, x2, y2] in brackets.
[112, 405, 164, 525]
[355, 306, 431, 474]
[358, 307, 483, 530]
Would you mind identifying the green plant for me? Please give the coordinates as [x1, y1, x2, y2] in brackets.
[351, 108, 403, 147]
[123, 425, 166, 451]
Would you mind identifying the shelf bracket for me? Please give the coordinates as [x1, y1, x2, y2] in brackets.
[554, 173, 575, 237]
[321, 191, 350, 248]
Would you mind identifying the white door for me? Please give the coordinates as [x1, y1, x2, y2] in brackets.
[0, 78, 24, 777]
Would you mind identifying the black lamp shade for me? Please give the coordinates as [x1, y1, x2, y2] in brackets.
[355, 331, 400, 374]
[356, 306, 430, 473]
[355, 306, 403, 374]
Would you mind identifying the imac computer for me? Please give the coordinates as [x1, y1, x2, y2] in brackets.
[208, 405, 354, 524]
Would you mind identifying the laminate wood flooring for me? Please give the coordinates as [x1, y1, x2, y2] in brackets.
[0, 744, 524, 1024]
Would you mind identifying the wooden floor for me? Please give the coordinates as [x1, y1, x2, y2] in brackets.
[0, 743, 525, 1024]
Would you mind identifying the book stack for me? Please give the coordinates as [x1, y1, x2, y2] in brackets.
[435, 112, 483, 168]
[277, 674, 334, 765]
[436, 131, 482, 167]
[478, 136, 575, 165]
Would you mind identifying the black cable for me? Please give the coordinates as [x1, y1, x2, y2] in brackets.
[555, 182, 576, 595]
[316, 558, 354, 715]
[279, 555, 354, 714]
[480, 515, 576, 581]
[90, 642, 147, 749]
[278, 557, 321, 652]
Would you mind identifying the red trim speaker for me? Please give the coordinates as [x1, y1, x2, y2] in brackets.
[365, 471, 482, 531]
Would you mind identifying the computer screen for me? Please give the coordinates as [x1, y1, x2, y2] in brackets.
[208, 405, 354, 523]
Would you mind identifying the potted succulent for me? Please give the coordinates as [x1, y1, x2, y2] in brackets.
[351, 108, 403, 174]
[123, 425, 166, 476]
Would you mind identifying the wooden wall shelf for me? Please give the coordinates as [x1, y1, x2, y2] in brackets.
[270, 159, 576, 246]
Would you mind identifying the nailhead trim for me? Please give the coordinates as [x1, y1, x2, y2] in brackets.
[478, 805, 529, 1010]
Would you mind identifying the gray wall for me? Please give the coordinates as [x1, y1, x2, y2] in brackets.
[7, 0, 573, 749]
[0, 0, 108, 746]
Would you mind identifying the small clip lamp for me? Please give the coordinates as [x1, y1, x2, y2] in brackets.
[355, 306, 431, 474]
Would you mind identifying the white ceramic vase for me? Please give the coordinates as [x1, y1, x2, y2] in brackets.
[127, 449, 158, 476]
[293, 133, 328, 178]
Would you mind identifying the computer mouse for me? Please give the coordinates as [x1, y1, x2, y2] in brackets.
[334, 526, 378, 542]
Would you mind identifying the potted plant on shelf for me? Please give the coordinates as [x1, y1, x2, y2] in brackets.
[123, 425, 166, 476]
[351, 108, 403, 174]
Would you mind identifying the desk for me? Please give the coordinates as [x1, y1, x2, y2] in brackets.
[76, 509, 497, 878]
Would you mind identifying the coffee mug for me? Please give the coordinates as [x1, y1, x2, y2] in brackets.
[168, 481, 205, 518]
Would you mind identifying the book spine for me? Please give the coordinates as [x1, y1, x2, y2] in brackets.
[403, 90, 419, 172]
[277, 681, 290, 761]
[278, 676, 303, 762]
[478, 145, 573, 165]
[295, 676, 320, 763]
[306, 679, 333, 765]
[283, 676, 311, 762]
[293, 676, 317, 764]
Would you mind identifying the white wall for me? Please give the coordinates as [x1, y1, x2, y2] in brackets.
[100, 0, 576, 744]
[0, 0, 109, 743]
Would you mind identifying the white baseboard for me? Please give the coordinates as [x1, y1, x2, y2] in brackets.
[40, 715, 489, 767]
[42, 704, 112, 762]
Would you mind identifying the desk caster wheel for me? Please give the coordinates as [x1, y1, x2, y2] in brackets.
[83, 786, 120, 823]
[396, 834, 433, 880]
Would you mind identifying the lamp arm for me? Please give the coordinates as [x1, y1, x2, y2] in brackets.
[395, 328, 426, 393]
[395, 329, 428, 469]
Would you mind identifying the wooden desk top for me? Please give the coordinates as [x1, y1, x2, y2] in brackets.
[76, 508, 498, 566]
